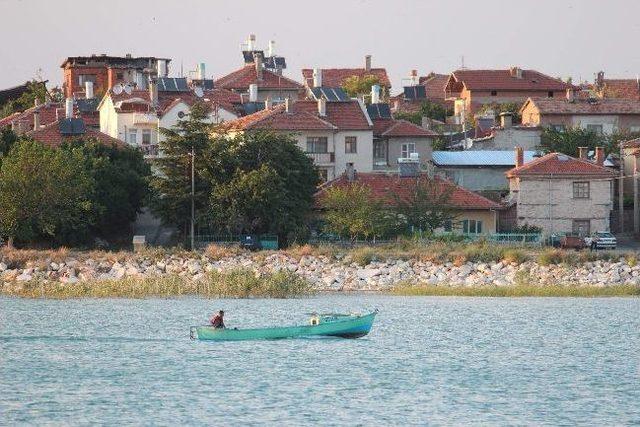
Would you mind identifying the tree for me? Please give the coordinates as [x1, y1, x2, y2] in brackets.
[391, 176, 458, 234]
[477, 102, 522, 124]
[62, 139, 150, 239]
[539, 126, 606, 157]
[394, 100, 451, 128]
[0, 128, 18, 165]
[0, 140, 93, 247]
[342, 75, 382, 99]
[150, 102, 215, 240]
[321, 183, 397, 242]
[206, 131, 319, 243]
[0, 80, 49, 119]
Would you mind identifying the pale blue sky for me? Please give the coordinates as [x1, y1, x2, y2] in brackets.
[1, 0, 640, 92]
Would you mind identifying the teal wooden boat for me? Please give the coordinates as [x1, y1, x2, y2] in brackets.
[190, 310, 378, 341]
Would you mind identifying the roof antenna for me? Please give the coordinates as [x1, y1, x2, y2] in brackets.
[180, 60, 184, 78]
[461, 55, 465, 70]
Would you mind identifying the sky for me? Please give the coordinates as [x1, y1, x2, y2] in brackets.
[2, 0, 640, 92]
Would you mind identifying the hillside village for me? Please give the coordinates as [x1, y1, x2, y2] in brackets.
[2, 33, 640, 246]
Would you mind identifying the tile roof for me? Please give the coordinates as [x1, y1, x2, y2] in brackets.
[506, 152, 617, 178]
[597, 79, 640, 100]
[301, 68, 391, 88]
[215, 64, 303, 90]
[622, 137, 640, 148]
[226, 100, 371, 131]
[0, 102, 63, 131]
[26, 119, 125, 148]
[372, 118, 438, 137]
[316, 172, 502, 210]
[419, 73, 450, 100]
[447, 69, 572, 91]
[433, 150, 538, 167]
[521, 97, 640, 115]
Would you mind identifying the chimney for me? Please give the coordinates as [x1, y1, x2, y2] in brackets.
[421, 116, 431, 130]
[510, 66, 523, 79]
[135, 72, 147, 90]
[317, 97, 326, 116]
[285, 97, 291, 113]
[33, 111, 40, 129]
[595, 147, 605, 166]
[247, 34, 256, 51]
[34, 97, 40, 107]
[410, 69, 418, 86]
[65, 97, 74, 119]
[596, 71, 605, 88]
[157, 59, 168, 78]
[249, 84, 258, 102]
[566, 88, 575, 103]
[264, 97, 272, 110]
[198, 63, 206, 80]
[515, 147, 524, 168]
[365, 55, 372, 72]
[346, 163, 356, 182]
[313, 68, 322, 88]
[500, 112, 512, 128]
[370, 84, 380, 104]
[578, 146, 588, 160]
[149, 79, 158, 106]
[85, 81, 94, 99]
[254, 52, 263, 81]
[268, 40, 275, 57]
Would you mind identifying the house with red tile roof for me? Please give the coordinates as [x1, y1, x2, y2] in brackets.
[26, 118, 124, 148]
[592, 71, 640, 101]
[98, 78, 241, 157]
[505, 147, 616, 236]
[0, 98, 100, 134]
[223, 98, 373, 182]
[445, 67, 573, 125]
[520, 94, 640, 134]
[390, 71, 453, 115]
[301, 55, 391, 100]
[315, 171, 502, 234]
[215, 62, 304, 103]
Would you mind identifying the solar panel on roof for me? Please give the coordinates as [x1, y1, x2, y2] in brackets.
[59, 118, 85, 135]
[157, 77, 189, 92]
[366, 103, 391, 119]
[241, 102, 265, 115]
[202, 79, 214, 90]
[403, 86, 426, 100]
[310, 87, 349, 102]
[242, 50, 264, 64]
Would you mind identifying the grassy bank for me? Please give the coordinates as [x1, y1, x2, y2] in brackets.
[392, 283, 640, 297]
[4, 269, 313, 299]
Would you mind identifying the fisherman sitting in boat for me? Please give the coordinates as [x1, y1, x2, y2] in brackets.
[210, 310, 225, 329]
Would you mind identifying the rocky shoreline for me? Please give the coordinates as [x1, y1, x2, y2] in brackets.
[2, 251, 639, 293]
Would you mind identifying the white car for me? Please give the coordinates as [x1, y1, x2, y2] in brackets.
[590, 232, 617, 250]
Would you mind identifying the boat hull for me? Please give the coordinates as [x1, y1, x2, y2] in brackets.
[191, 311, 377, 341]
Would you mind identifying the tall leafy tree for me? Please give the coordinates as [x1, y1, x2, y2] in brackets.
[391, 176, 458, 233]
[206, 131, 319, 243]
[0, 80, 50, 119]
[150, 102, 215, 239]
[0, 140, 93, 247]
[342, 75, 382, 99]
[539, 127, 607, 157]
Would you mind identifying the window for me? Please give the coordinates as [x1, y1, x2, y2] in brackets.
[306, 137, 328, 153]
[117, 72, 124, 80]
[491, 90, 497, 96]
[401, 143, 416, 159]
[142, 129, 152, 145]
[572, 220, 590, 236]
[128, 128, 137, 145]
[630, 126, 640, 133]
[551, 124, 566, 132]
[548, 91, 554, 98]
[373, 140, 387, 161]
[345, 136, 357, 153]
[462, 219, 483, 234]
[586, 124, 603, 136]
[78, 74, 96, 85]
[573, 182, 590, 199]
[317, 169, 328, 182]
[443, 220, 453, 232]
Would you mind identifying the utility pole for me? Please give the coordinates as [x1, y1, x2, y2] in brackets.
[190, 145, 195, 251]
[634, 153, 639, 234]
[619, 142, 625, 233]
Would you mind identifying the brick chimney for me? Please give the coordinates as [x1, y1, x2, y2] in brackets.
[365, 55, 371, 72]
[264, 97, 272, 110]
[510, 66, 523, 79]
[285, 97, 291, 113]
[515, 146, 524, 168]
[566, 88, 575, 103]
[500, 112, 512, 129]
[254, 52, 263, 81]
[317, 97, 326, 116]
[33, 111, 40, 129]
[578, 146, 588, 160]
[595, 146, 605, 166]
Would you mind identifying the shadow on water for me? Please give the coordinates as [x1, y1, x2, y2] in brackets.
[0, 335, 177, 343]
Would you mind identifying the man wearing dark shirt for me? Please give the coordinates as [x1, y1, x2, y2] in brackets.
[210, 310, 225, 329]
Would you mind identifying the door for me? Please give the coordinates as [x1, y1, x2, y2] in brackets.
[572, 220, 590, 237]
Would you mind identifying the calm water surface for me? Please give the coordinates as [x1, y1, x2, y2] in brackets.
[1, 295, 639, 425]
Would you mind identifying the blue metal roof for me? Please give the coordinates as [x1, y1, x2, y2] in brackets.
[432, 150, 538, 167]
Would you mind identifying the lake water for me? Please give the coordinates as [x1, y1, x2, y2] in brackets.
[1, 295, 639, 425]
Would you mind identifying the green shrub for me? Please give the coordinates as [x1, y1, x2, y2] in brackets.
[351, 247, 377, 266]
[502, 249, 529, 264]
[537, 249, 564, 266]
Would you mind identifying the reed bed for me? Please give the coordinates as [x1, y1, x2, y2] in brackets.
[5, 269, 314, 299]
[392, 283, 640, 297]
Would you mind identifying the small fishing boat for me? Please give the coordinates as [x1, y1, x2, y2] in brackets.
[190, 310, 378, 341]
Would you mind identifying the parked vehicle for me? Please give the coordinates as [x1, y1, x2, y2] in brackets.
[560, 235, 586, 250]
[240, 235, 262, 251]
[589, 232, 617, 250]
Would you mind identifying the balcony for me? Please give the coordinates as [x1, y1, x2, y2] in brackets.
[133, 113, 158, 125]
[306, 152, 335, 165]
[140, 144, 159, 158]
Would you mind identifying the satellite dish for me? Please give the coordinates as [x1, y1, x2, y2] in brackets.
[194, 86, 204, 98]
[112, 84, 123, 95]
[123, 84, 133, 95]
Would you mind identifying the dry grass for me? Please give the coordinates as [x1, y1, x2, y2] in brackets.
[392, 283, 640, 297]
[204, 244, 245, 261]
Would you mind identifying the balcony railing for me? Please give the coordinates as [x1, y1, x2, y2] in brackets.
[133, 113, 158, 124]
[140, 144, 159, 158]
[306, 152, 335, 164]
